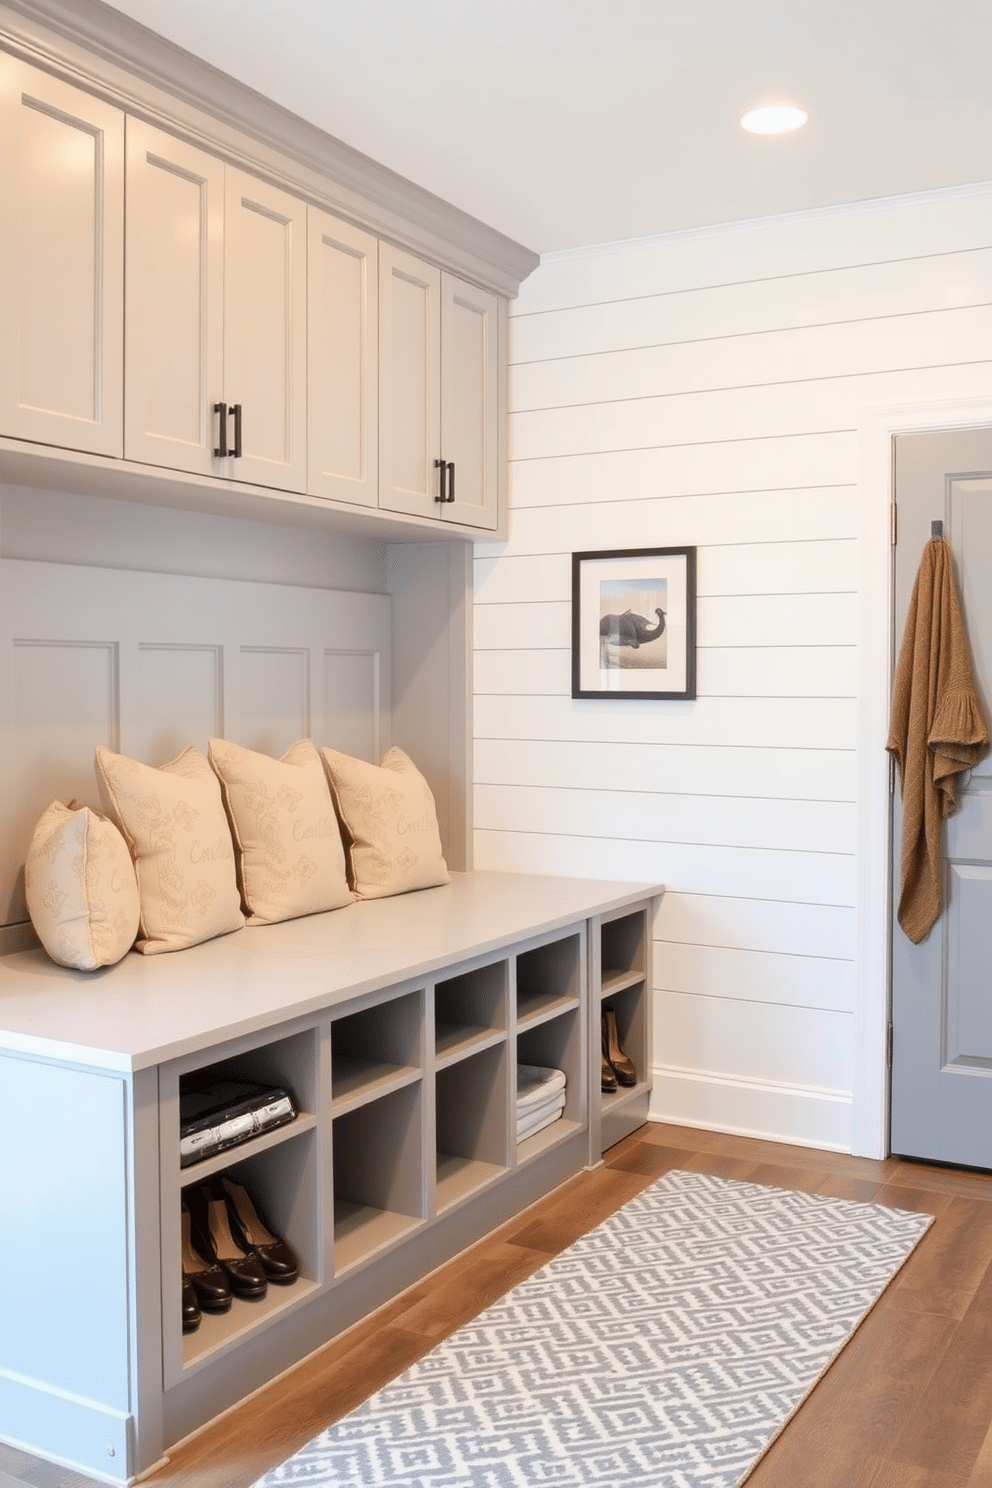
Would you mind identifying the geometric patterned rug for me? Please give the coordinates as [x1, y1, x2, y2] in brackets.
[252, 1170, 932, 1488]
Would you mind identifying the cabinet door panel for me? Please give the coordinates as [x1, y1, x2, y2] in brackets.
[224, 169, 308, 492]
[379, 243, 441, 518]
[125, 119, 224, 475]
[0, 56, 123, 456]
[441, 274, 499, 531]
[308, 208, 378, 507]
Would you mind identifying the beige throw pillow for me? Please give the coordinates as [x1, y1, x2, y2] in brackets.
[95, 745, 245, 954]
[208, 737, 351, 924]
[24, 800, 140, 970]
[320, 745, 449, 900]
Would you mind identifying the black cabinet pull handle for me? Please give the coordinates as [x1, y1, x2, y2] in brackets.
[231, 403, 243, 459]
[447, 461, 455, 503]
[434, 457, 447, 503]
[213, 401, 228, 458]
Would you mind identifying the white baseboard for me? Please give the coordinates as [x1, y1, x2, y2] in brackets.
[649, 1064, 853, 1153]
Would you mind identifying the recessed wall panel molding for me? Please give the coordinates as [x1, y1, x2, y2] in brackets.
[0, 557, 392, 928]
[238, 646, 311, 756]
[323, 648, 381, 761]
[4, 638, 119, 923]
[128, 643, 224, 764]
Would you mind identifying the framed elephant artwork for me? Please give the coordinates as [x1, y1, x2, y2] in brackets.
[571, 546, 696, 700]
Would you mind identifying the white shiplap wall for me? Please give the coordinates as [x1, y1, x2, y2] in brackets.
[474, 185, 992, 1152]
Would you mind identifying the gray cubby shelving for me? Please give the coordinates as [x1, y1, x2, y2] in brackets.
[516, 932, 582, 1028]
[167, 1022, 322, 1381]
[180, 1127, 321, 1372]
[595, 902, 653, 1156]
[435, 1039, 509, 1211]
[331, 989, 423, 1113]
[434, 958, 507, 1066]
[332, 1081, 426, 1272]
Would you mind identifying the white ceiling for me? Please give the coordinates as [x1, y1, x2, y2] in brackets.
[101, 0, 992, 255]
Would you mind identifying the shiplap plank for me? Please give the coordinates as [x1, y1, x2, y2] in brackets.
[473, 694, 858, 751]
[511, 305, 992, 410]
[475, 539, 858, 606]
[656, 939, 856, 1014]
[505, 437, 859, 510]
[473, 830, 854, 906]
[513, 188, 992, 314]
[487, 484, 860, 553]
[475, 739, 855, 801]
[654, 890, 856, 960]
[698, 645, 856, 698]
[510, 360, 992, 461]
[473, 644, 857, 699]
[511, 246, 992, 363]
[473, 593, 858, 651]
[475, 783, 856, 855]
[654, 990, 854, 1093]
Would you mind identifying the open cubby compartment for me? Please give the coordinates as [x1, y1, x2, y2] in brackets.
[600, 980, 647, 1100]
[331, 988, 424, 1112]
[332, 1080, 426, 1274]
[515, 1008, 584, 1158]
[434, 957, 507, 1066]
[515, 930, 583, 1028]
[180, 1023, 318, 1132]
[177, 1125, 321, 1378]
[435, 1040, 509, 1212]
[600, 907, 647, 996]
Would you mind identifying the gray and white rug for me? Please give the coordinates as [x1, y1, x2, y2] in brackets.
[253, 1169, 932, 1488]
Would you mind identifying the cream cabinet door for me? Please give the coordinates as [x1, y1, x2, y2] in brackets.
[0, 55, 123, 456]
[125, 119, 224, 475]
[223, 168, 308, 493]
[440, 274, 499, 531]
[378, 243, 442, 519]
[308, 208, 378, 507]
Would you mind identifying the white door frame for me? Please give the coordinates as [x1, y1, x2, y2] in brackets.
[854, 395, 992, 1158]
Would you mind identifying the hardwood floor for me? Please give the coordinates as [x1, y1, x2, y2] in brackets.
[5, 1121, 992, 1488]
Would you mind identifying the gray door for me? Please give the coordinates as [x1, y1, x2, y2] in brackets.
[890, 428, 992, 1165]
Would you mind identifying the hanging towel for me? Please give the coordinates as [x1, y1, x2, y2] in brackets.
[886, 535, 990, 943]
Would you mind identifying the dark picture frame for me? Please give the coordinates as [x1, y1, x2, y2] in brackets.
[571, 546, 697, 700]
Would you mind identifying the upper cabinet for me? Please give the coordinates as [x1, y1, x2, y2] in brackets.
[0, 15, 532, 540]
[0, 54, 124, 457]
[379, 245, 499, 531]
[126, 120, 307, 492]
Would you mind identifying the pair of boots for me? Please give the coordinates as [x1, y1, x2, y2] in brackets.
[601, 1004, 636, 1092]
[181, 1175, 299, 1332]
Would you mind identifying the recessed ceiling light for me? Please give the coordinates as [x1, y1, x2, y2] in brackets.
[740, 105, 809, 135]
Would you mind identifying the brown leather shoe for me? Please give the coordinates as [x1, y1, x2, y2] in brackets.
[603, 1005, 637, 1087]
[181, 1269, 201, 1332]
[181, 1201, 232, 1314]
[221, 1176, 299, 1285]
[187, 1185, 268, 1299]
[601, 1033, 618, 1092]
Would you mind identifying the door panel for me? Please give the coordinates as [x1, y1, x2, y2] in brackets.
[441, 274, 498, 530]
[0, 55, 123, 455]
[125, 119, 224, 474]
[224, 168, 307, 492]
[378, 243, 441, 518]
[307, 208, 378, 506]
[890, 430, 992, 1166]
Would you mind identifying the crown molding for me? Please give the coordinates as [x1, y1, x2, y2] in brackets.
[0, 0, 540, 297]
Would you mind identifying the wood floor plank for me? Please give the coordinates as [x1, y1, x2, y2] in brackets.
[747, 1304, 956, 1488]
[883, 1198, 992, 1322]
[879, 1250, 992, 1481]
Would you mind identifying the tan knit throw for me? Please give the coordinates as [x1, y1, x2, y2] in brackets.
[887, 537, 990, 943]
